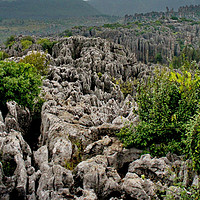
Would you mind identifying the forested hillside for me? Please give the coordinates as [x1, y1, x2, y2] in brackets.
[0, 0, 100, 19]
[88, 0, 199, 15]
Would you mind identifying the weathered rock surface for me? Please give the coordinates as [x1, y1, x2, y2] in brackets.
[5, 101, 32, 135]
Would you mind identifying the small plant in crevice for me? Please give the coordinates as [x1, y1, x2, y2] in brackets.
[97, 72, 102, 79]
[0, 153, 16, 177]
[64, 139, 83, 171]
[32, 94, 46, 116]
[113, 78, 136, 98]
[24, 93, 45, 151]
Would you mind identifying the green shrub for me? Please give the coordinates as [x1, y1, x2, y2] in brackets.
[186, 113, 200, 173]
[182, 46, 200, 63]
[97, 72, 102, 79]
[21, 36, 34, 42]
[117, 66, 200, 157]
[171, 46, 200, 69]
[116, 79, 135, 98]
[103, 23, 122, 29]
[0, 153, 16, 177]
[167, 25, 175, 31]
[37, 38, 57, 54]
[177, 38, 185, 51]
[62, 29, 73, 37]
[0, 51, 9, 60]
[20, 51, 49, 75]
[171, 16, 179, 20]
[155, 20, 162, 26]
[21, 40, 33, 51]
[164, 184, 200, 199]
[0, 61, 42, 111]
[155, 53, 162, 63]
[179, 17, 193, 22]
[63, 139, 83, 170]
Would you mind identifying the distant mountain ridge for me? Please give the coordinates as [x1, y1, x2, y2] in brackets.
[0, 0, 100, 19]
[88, 0, 199, 16]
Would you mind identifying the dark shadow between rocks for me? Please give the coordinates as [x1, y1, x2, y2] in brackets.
[0, 157, 17, 177]
[10, 188, 25, 200]
[103, 191, 122, 200]
[24, 113, 41, 151]
[117, 162, 130, 179]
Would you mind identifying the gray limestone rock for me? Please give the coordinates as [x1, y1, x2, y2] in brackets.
[14, 154, 27, 198]
[75, 188, 97, 200]
[121, 173, 158, 200]
[128, 154, 171, 182]
[74, 155, 122, 199]
[0, 111, 4, 123]
[5, 101, 31, 135]
[34, 145, 49, 169]
[0, 129, 32, 199]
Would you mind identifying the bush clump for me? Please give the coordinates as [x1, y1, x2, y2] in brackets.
[21, 40, 33, 51]
[186, 113, 200, 173]
[155, 53, 163, 63]
[116, 79, 135, 98]
[0, 51, 9, 60]
[117, 64, 200, 157]
[37, 38, 57, 54]
[62, 29, 73, 37]
[21, 36, 34, 43]
[0, 61, 42, 111]
[20, 51, 49, 75]
[171, 46, 200, 68]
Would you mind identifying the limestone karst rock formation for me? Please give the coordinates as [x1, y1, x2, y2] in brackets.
[0, 36, 199, 199]
[63, 19, 200, 65]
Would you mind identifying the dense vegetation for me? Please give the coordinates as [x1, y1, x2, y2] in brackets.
[0, 51, 9, 60]
[171, 46, 200, 68]
[0, 61, 42, 112]
[117, 62, 200, 173]
[186, 113, 200, 174]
